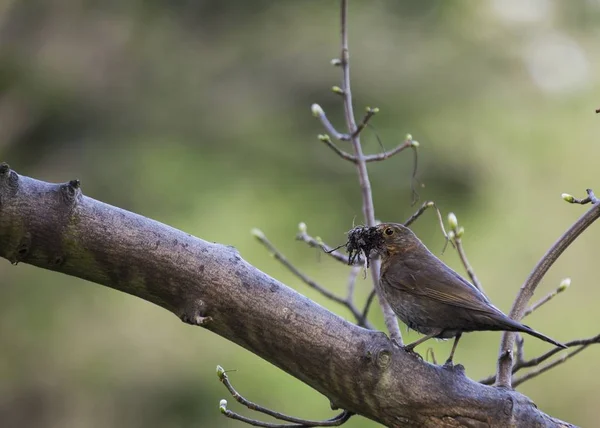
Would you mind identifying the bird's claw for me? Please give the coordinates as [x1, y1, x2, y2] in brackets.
[443, 361, 465, 374]
[402, 346, 423, 360]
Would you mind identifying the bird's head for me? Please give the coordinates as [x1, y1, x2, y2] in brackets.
[375, 223, 418, 256]
[345, 223, 419, 265]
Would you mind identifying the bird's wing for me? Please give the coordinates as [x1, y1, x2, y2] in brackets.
[383, 253, 501, 315]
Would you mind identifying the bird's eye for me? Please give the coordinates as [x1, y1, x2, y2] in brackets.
[384, 227, 394, 236]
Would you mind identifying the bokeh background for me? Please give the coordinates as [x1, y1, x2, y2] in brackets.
[1, 0, 599, 426]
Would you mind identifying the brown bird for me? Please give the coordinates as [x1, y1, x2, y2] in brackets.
[374, 223, 567, 365]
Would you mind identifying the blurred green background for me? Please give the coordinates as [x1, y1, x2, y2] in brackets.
[1, 0, 599, 426]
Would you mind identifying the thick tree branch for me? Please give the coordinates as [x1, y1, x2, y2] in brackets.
[496, 192, 600, 387]
[0, 165, 577, 427]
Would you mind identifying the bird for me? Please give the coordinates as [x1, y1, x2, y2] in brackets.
[374, 222, 567, 365]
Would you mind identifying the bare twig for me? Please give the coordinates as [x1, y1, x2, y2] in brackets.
[319, 133, 416, 164]
[403, 201, 450, 239]
[359, 288, 377, 326]
[217, 366, 353, 427]
[345, 265, 361, 302]
[318, 134, 355, 162]
[515, 334, 525, 365]
[453, 236, 482, 292]
[252, 229, 373, 329]
[364, 140, 415, 162]
[338, 0, 402, 344]
[496, 190, 600, 387]
[481, 334, 600, 385]
[446, 212, 483, 292]
[425, 348, 438, 365]
[296, 225, 362, 266]
[512, 345, 590, 388]
[522, 278, 571, 318]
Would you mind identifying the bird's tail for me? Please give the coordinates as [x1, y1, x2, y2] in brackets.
[503, 317, 567, 349]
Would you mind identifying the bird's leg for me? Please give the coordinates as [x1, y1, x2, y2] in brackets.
[404, 329, 444, 355]
[444, 333, 462, 367]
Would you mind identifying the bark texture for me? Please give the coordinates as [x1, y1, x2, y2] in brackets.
[0, 164, 576, 427]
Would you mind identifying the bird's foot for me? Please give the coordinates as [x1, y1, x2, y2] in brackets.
[443, 358, 454, 368]
[443, 360, 465, 373]
[402, 346, 423, 361]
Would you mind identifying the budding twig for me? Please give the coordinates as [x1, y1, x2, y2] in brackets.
[319, 131, 417, 164]
[444, 212, 483, 292]
[511, 344, 593, 388]
[311, 104, 350, 141]
[296, 224, 363, 266]
[217, 366, 353, 427]
[522, 278, 571, 318]
[496, 189, 600, 388]
[481, 333, 600, 385]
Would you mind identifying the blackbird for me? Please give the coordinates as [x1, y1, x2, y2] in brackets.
[373, 223, 567, 365]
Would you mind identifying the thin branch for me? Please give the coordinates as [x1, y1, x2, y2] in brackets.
[512, 345, 590, 388]
[363, 139, 414, 162]
[253, 229, 373, 329]
[311, 105, 350, 141]
[403, 201, 453, 258]
[296, 227, 362, 266]
[351, 107, 378, 138]
[496, 190, 600, 387]
[345, 265, 361, 302]
[445, 212, 483, 292]
[403, 201, 449, 239]
[425, 348, 438, 365]
[319, 134, 415, 164]
[339, 0, 402, 344]
[217, 366, 352, 427]
[480, 334, 600, 385]
[319, 135, 355, 162]
[515, 334, 525, 365]
[359, 288, 377, 326]
[522, 278, 571, 318]
[562, 188, 599, 205]
[453, 235, 483, 292]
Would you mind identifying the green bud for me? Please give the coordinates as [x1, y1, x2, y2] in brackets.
[318, 134, 331, 142]
[298, 222, 307, 233]
[219, 399, 228, 413]
[366, 106, 380, 114]
[410, 140, 420, 148]
[447, 230, 455, 240]
[456, 226, 465, 238]
[558, 278, 571, 292]
[426, 201, 435, 208]
[311, 103, 324, 117]
[330, 58, 342, 66]
[448, 212, 458, 230]
[331, 86, 344, 95]
[405, 133, 413, 141]
[250, 228, 265, 239]
[561, 193, 575, 203]
[216, 365, 225, 378]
